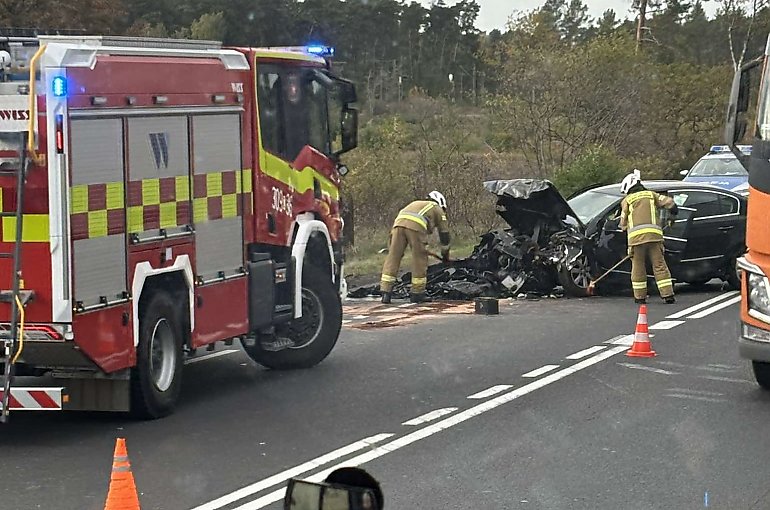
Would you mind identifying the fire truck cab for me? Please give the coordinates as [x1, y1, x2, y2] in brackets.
[0, 35, 357, 420]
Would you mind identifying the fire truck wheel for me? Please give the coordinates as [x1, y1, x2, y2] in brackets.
[131, 292, 184, 419]
[243, 263, 342, 370]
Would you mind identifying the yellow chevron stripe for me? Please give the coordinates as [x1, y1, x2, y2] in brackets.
[262, 152, 339, 200]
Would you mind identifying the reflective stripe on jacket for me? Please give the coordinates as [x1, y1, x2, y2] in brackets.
[393, 200, 449, 237]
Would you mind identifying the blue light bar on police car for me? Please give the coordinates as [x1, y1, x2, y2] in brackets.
[306, 45, 335, 57]
[709, 144, 752, 155]
[52, 76, 67, 97]
[737, 144, 753, 154]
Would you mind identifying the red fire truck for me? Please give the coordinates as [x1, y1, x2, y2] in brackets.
[0, 35, 358, 420]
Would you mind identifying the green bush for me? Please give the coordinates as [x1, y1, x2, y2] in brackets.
[552, 145, 628, 197]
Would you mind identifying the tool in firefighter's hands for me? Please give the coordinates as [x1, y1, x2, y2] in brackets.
[587, 254, 631, 296]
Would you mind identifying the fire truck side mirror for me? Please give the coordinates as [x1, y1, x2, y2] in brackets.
[338, 107, 358, 155]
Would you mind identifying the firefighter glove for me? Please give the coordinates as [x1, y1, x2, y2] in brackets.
[670, 203, 679, 216]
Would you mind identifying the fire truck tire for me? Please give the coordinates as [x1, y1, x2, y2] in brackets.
[243, 263, 342, 370]
[131, 292, 184, 419]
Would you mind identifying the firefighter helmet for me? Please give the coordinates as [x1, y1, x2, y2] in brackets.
[428, 190, 447, 210]
[620, 170, 642, 195]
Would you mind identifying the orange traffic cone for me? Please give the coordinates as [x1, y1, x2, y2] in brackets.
[626, 304, 657, 358]
[104, 438, 141, 510]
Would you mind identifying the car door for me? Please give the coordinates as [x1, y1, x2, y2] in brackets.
[667, 189, 738, 282]
[592, 197, 690, 282]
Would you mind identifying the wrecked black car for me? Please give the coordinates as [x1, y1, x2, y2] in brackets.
[568, 180, 746, 291]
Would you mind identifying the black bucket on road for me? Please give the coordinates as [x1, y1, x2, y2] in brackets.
[474, 297, 499, 315]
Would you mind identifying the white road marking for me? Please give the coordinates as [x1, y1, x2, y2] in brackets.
[666, 388, 723, 396]
[402, 407, 458, 426]
[227, 345, 628, 510]
[649, 320, 685, 330]
[606, 334, 631, 345]
[381, 307, 400, 312]
[701, 375, 753, 384]
[666, 291, 739, 319]
[688, 295, 741, 319]
[521, 365, 560, 378]
[664, 393, 727, 403]
[617, 362, 676, 375]
[342, 320, 352, 324]
[191, 433, 394, 510]
[184, 349, 239, 365]
[352, 315, 368, 320]
[656, 361, 734, 373]
[610, 334, 654, 346]
[398, 303, 416, 308]
[566, 345, 607, 360]
[467, 385, 513, 399]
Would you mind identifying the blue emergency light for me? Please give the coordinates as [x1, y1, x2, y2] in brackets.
[306, 45, 335, 57]
[52, 76, 67, 97]
[709, 144, 752, 155]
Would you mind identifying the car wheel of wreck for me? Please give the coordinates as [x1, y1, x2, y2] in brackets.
[558, 254, 592, 297]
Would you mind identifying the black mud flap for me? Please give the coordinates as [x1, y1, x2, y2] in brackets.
[248, 254, 275, 331]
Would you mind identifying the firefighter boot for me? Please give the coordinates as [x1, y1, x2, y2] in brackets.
[410, 293, 431, 304]
[634, 297, 647, 305]
[381, 292, 392, 304]
[664, 296, 676, 304]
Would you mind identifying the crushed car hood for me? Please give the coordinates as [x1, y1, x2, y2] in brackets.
[484, 179, 584, 235]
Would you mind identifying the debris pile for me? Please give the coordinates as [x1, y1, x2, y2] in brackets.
[349, 228, 570, 300]
[349, 178, 591, 301]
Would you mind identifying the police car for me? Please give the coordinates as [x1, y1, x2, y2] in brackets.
[681, 145, 750, 195]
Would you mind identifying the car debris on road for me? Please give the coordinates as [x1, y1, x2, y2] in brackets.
[351, 179, 587, 300]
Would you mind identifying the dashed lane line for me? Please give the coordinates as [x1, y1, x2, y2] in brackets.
[649, 320, 685, 330]
[688, 295, 741, 319]
[402, 407, 458, 426]
[666, 291, 739, 319]
[521, 365, 560, 378]
[566, 345, 607, 360]
[467, 385, 513, 399]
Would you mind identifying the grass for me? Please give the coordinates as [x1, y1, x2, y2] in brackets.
[344, 226, 481, 278]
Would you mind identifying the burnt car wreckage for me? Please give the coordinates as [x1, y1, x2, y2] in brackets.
[349, 179, 746, 300]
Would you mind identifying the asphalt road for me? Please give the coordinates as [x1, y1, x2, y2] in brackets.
[0, 283, 763, 510]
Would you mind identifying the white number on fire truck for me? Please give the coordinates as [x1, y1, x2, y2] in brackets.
[272, 187, 293, 216]
[231, 82, 244, 93]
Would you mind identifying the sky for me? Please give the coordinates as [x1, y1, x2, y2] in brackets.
[421, 0, 719, 33]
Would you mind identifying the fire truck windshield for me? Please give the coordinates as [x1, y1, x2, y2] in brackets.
[257, 64, 336, 162]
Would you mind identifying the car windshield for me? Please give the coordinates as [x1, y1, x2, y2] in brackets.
[688, 157, 747, 176]
[567, 189, 620, 224]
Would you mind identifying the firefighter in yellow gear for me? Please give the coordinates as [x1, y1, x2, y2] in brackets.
[380, 191, 451, 304]
[619, 170, 679, 304]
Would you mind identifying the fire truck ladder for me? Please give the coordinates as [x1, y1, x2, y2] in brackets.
[0, 132, 34, 422]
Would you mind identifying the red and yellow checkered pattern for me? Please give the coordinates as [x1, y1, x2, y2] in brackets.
[70, 169, 252, 240]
